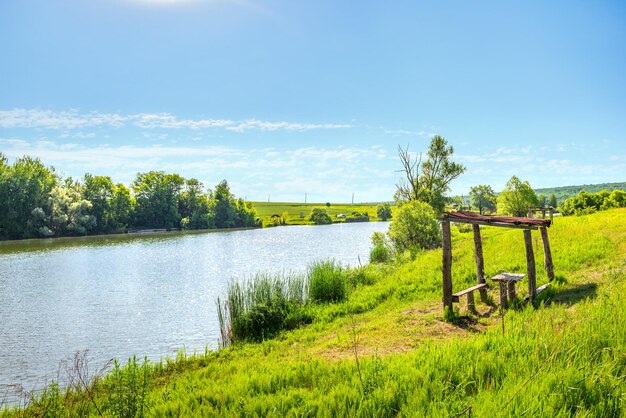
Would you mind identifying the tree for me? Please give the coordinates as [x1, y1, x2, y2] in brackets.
[179, 178, 213, 230]
[469, 185, 496, 215]
[212, 180, 257, 228]
[537, 194, 547, 207]
[548, 194, 558, 209]
[82, 174, 116, 233]
[497, 176, 539, 217]
[376, 202, 392, 221]
[387, 200, 441, 253]
[309, 208, 332, 225]
[395, 136, 465, 214]
[132, 171, 185, 228]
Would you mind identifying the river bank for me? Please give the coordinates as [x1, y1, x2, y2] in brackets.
[3, 209, 626, 416]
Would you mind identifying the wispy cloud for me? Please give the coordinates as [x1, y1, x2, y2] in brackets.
[0, 108, 352, 133]
[0, 138, 395, 201]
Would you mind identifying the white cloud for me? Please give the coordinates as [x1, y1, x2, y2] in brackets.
[0, 108, 351, 133]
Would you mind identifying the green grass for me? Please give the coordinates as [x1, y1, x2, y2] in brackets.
[252, 202, 394, 225]
[4, 208, 626, 417]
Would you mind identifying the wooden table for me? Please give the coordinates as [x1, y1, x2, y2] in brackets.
[490, 273, 525, 307]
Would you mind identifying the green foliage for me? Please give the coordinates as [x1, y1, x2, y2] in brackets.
[376, 202, 392, 221]
[395, 136, 466, 214]
[132, 171, 185, 229]
[497, 176, 539, 216]
[0, 154, 258, 240]
[217, 273, 310, 345]
[561, 189, 626, 215]
[106, 356, 151, 418]
[309, 208, 332, 225]
[308, 260, 347, 303]
[387, 200, 441, 253]
[548, 193, 558, 209]
[325, 202, 331, 207]
[369, 232, 392, 263]
[535, 181, 626, 206]
[469, 184, 496, 214]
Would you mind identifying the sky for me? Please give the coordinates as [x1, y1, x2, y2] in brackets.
[1, 0, 625, 202]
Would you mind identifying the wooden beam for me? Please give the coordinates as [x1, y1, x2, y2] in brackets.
[472, 224, 488, 303]
[442, 218, 538, 230]
[442, 220, 453, 311]
[524, 229, 537, 302]
[540, 226, 555, 282]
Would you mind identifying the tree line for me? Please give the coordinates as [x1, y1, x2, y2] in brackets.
[0, 153, 258, 240]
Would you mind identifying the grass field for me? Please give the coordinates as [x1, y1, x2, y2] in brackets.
[4, 208, 626, 417]
[252, 202, 394, 225]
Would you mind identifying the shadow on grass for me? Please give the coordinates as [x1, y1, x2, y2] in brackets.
[549, 282, 598, 306]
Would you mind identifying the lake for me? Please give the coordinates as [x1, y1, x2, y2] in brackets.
[0, 221, 389, 392]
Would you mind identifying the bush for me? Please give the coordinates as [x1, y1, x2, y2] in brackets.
[376, 202, 392, 221]
[344, 212, 370, 223]
[308, 260, 346, 303]
[387, 200, 441, 253]
[106, 356, 151, 418]
[309, 208, 332, 225]
[370, 244, 390, 263]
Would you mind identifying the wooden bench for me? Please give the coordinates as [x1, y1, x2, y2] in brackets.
[490, 273, 525, 306]
[452, 283, 489, 312]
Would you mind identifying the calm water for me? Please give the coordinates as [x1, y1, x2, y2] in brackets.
[0, 222, 388, 391]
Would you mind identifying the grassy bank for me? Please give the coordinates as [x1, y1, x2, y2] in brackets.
[252, 202, 393, 225]
[4, 209, 626, 417]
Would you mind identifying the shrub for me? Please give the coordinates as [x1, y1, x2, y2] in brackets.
[345, 212, 370, 223]
[106, 356, 151, 418]
[376, 202, 392, 221]
[387, 200, 441, 253]
[309, 208, 332, 225]
[370, 244, 390, 263]
[308, 260, 346, 303]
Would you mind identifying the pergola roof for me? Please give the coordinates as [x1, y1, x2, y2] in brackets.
[441, 211, 551, 230]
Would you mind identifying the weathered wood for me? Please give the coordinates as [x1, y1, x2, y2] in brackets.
[536, 282, 551, 295]
[507, 281, 517, 300]
[472, 224, 488, 303]
[524, 229, 537, 301]
[452, 283, 489, 301]
[441, 218, 538, 230]
[466, 292, 476, 313]
[540, 226, 555, 282]
[491, 273, 525, 282]
[442, 220, 453, 311]
[498, 282, 508, 307]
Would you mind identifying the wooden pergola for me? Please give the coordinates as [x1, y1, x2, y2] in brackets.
[440, 211, 554, 311]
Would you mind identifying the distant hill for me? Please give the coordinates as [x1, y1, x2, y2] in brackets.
[535, 182, 626, 205]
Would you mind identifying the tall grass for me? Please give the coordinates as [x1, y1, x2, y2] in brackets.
[217, 273, 310, 346]
[308, 260, 347, 303]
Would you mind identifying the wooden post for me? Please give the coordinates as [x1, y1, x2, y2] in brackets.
[472, 224, 488, 303]
[524, 229, 537, 302]
[466, 292, 476, 314]
[540, 226, 555, 281]
[507, 281, 517, 300]
[499, 282, 508, 307]
[549, 208, 553, 221]
[442, 220, 453, 311]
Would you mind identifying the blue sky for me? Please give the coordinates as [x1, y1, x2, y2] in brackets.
[1, 0, 625, 202]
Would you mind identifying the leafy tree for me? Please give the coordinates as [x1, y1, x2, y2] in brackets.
[395, 136, 465, 214]
[110, 183, 134, 231]
[548, 194, 558, 209]
[179, 178, 213, 230]
[387, 200, 441, 253]
[469, 185, 496, 215]
[376, 202, 392, 221]
[49, 180, 96, 236]
[132, 171, 185, 228]
[212, 180, 257, 228]
[537, 194, 547, 207]
[497, 176, 539, 217]
[0, 156, 57, 239]
[82, 174, 116, 233]
[309, 208, 332, 225]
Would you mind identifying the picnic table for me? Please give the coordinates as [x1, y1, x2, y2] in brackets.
[490, 273, 525, 307]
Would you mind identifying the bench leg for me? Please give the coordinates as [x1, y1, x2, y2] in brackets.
[507, 282, 517, 300]
[466, 292, 476, 314]
[499, 282, 508, 308]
